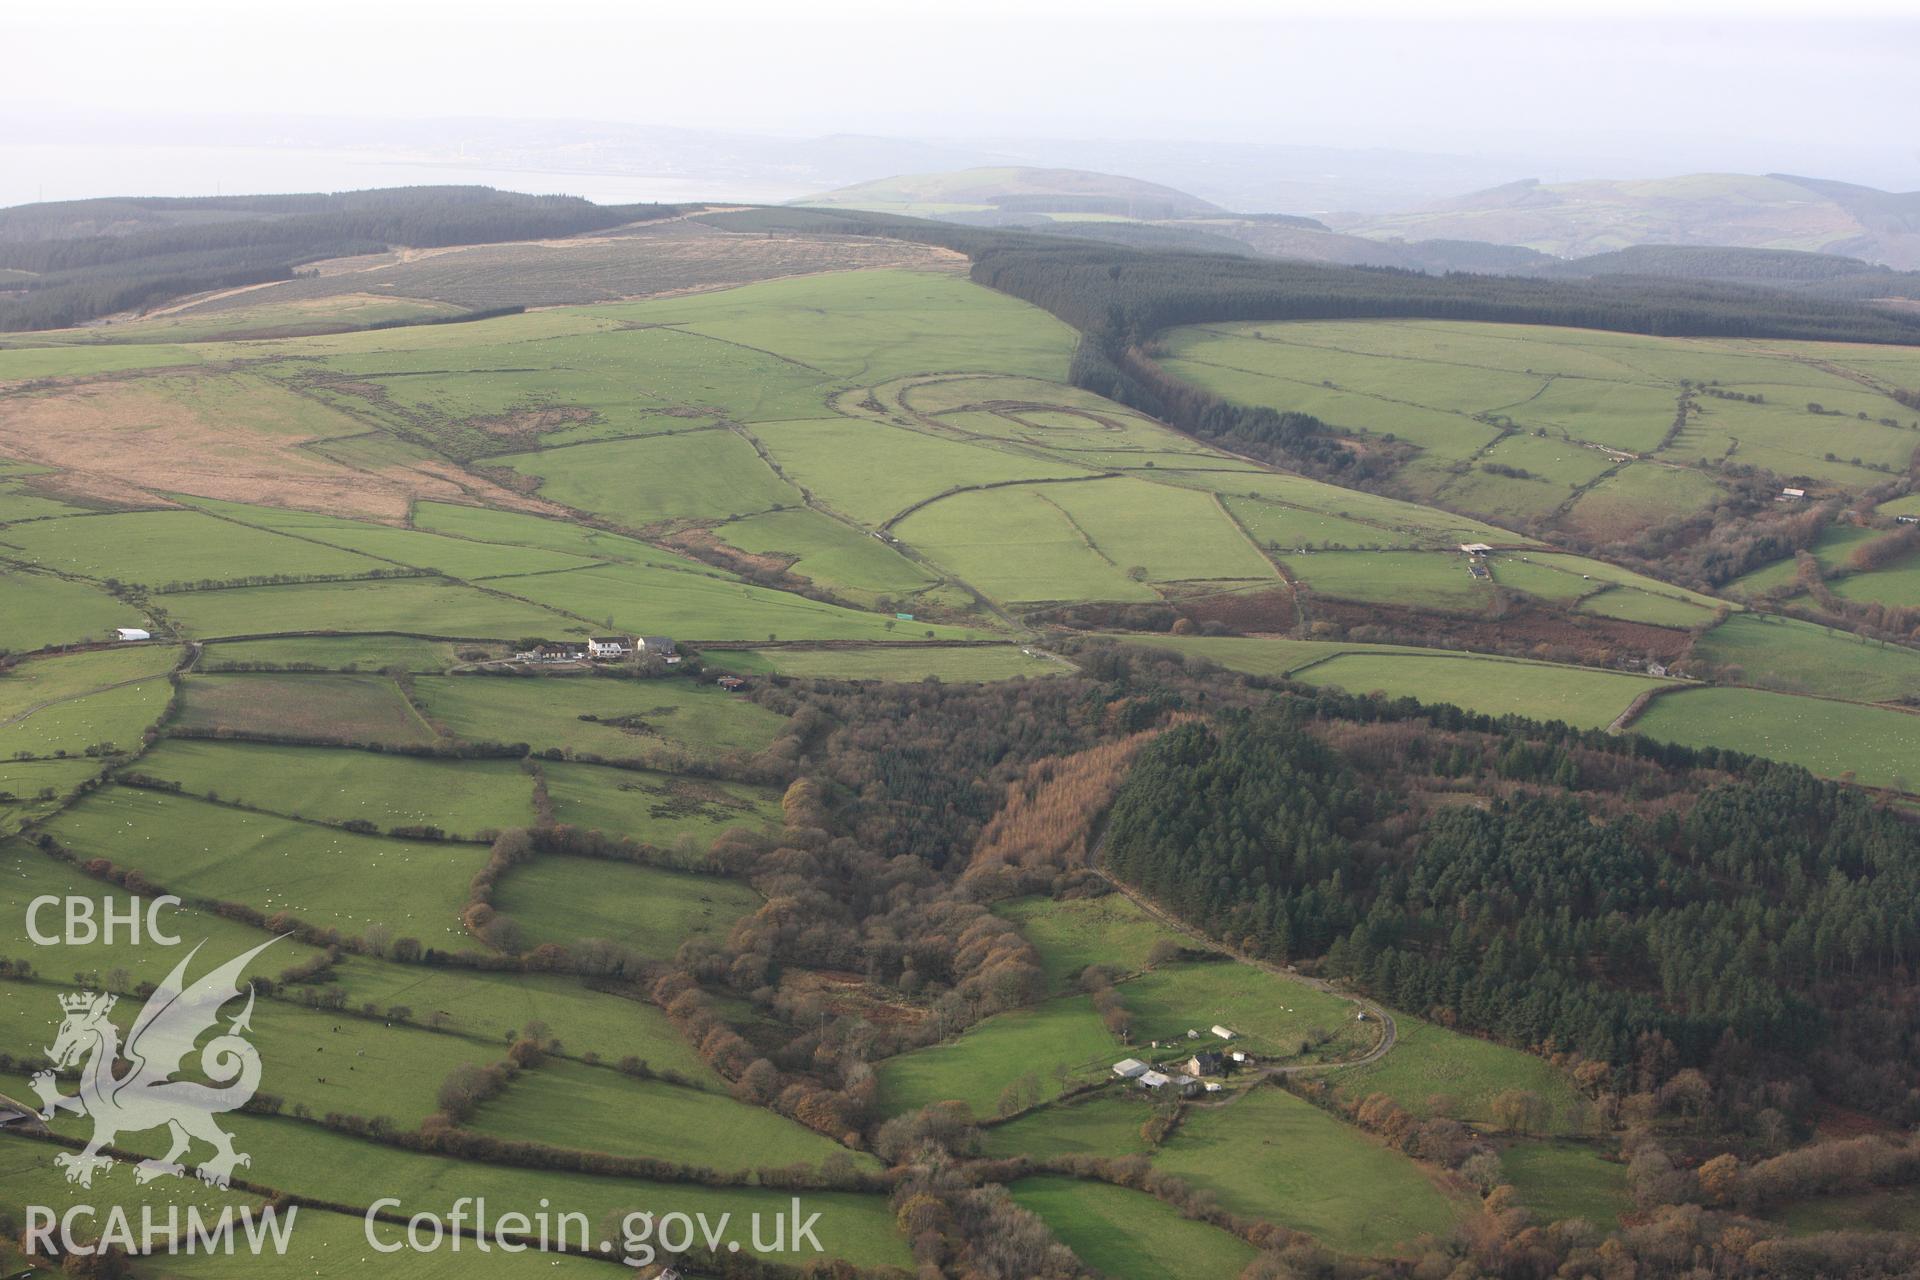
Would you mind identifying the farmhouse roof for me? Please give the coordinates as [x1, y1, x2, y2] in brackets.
[1138, 1070, 1171, 1089]
[640, 636, 677, 652]
[1112, 1058, 1149, 1078]
[1460, 543, 1493, 554]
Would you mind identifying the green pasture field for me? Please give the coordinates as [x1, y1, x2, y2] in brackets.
[0, 509, 384, 586]
[0, 978, 492, 1125]
[1631, 686, 1920, 791]
[875, 995, 1117, 1116]
[1880, 494, 1920, 518]
[184, 496, 602, 578]
[1160, 468, 1520, 548]
[543, 759, 778, 842]
[201, 634, 508, 672]
[174, 672, 436, 745]
[1118, 961, 1369, 1063]
[752, 417, 1092, 528]
[0, 758, 104, 833]
[41, 786, 485, 946]
[472, 1058, 871, 1172]
[1152, 1086, 1470, 1254]
[487, 558, 974, 642]
[27, 1103, 912, 1270]
[893, 484, 1160, 604]
[713, 644, 1061, 682]
[412, 674, 786, 760]
[995, 894, 1187, 993]
[1517, 378, 1679, 453]
[713, 507, 938, 598]
[1281, 550, 1490, 612]
[0, 836, 326, 977]
[1499, 1141, 1630, 1227]
[1009, 1176, 1258, 1280]
[0, 568, 139, 654]
[602, 268, 1076, 387]
[0, 342, 206, 379]
[1042, 476, 1276, 584]
[1576, 585, 1720, 627]
[415, 500, 710, 565]
[1294, 651, 1663, 729]
[1728, 523, 1877, 597]
[1223, 494, 1422, 550]
[135, 739, 540, 836]
[1118, 633, 1430, 677]
[979, 1094, 1154, 1160]
[1831, 549, 1920, 608]
[492, 854, 760, 959]
[84, 292, 467, 342]
[161, 576, 580, 641]
[1526, 551, 1727, 608]
[1485, 555, 1593, 604]
[1690, 614, 1920, 702]
[0, 643, 179, 758]
[1328, 1014, 1584, 1134]
[493, 429, 799, 526]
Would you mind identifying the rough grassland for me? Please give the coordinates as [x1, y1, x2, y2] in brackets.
[1500, 1141, 1630, 1227]
[174, 672, 436, 745]
[493, 854, 760, 959]
[42, 787, 484, 946]
[1009, 1176, 1258, 1280]
[413, 674, 785, 760]
[1154, 1086, 1469, 1254]
[1632, 686, 1920, 790]
[980, 1094, 1154, 1159]
[541, 759, 779, 842]
[134, 739, 539, 836]
[717, 645, 1059, 683]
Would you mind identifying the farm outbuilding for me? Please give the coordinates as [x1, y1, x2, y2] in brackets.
[114, 627, 151, 641]
[1210, 1024, 1236, 1040]
[1112, 1058, 1149, 1080]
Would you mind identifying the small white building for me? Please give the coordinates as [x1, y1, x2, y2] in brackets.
[1111, 1058, 1149, 1080]
[1204, 1081, 1224, 1093]
[1230, 1050, 1250, 1064]
[1781, 487, 1807, 500]
[1210, 1024, 1236, 1041]
[1137, 1070, 1171, 1091]
[113, 628, 151, 642]
[1459, 543, 1493, 555]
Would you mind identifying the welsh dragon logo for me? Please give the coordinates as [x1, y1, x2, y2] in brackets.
[30, 937, 280, 1189]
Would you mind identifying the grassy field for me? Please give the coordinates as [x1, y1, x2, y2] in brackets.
[1631, 686, 1920, 790]
[1499, 1141, 1630, 1227]
[1293, 651, 1663, 729]
[412, 674, 786, 760]
[714, 506, 939, 599]
[1689, 613, 1920, 701]
[492, 854, 760, 958]
[0, 509, 385, 586]
[0, 758, 106, 834]
[135, 739, 540, 836]
[1009, 1175, 1258, 1279]
[161, 577, 578, 640]
[894, 484, 1161, 604]
[1328, 1014, 1585, 1133]
[876, 995, 1118, 1116]
[0, 643, 179, 757]
[42, 786, 485, 946]
[471, 1058, 870, 1171]
[493, 429, 799, 525]
[1153, 1086, 1470, 1254]
[174, 672, 436, 745]
[995, 894, 1187, 993]
[1282, 550, 1491, 612]
[0, 568, 138, 654]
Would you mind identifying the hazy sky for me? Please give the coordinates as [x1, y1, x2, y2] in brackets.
[4, 0, 1916, 199]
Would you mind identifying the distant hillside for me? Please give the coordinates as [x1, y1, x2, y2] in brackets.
[798, 166, 1226, 221]
[0, 186, 681, 331]
[1335, 173, 1920, 269]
